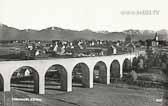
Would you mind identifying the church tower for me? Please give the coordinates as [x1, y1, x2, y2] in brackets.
[155, 32, 159, 41]
[152, 33, 159, 46]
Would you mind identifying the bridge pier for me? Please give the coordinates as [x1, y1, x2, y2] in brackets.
[67, 70, 72, 92]
[39, 75, 45, 94]
[0, 74, 4, 91]
[120, 62, 123, 78]
[89, 65, 94, 88]
[4, 77, 10, 92]
[106, 65, 110, 84]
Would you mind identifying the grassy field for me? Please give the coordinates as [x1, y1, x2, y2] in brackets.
[0, 83, 167, 106]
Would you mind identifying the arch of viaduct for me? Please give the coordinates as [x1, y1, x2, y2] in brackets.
[0, 51, 145, 94]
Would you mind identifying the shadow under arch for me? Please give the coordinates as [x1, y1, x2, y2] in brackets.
[10, 66, 39, 94]
[110, 60, 120, 82]
[0, 74, 4, 91]
[72, 63, 90, 88]
[132, 57, 138, 70]
[45, 64, 67, 92]
[93, 61, 107, 84]
[123, 58, 132, 74]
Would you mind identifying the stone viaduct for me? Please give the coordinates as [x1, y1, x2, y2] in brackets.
[0, 51, 145, 94]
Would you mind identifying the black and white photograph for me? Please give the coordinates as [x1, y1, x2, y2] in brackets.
[0, 0, 168, 106]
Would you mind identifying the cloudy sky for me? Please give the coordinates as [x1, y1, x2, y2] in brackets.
[0, 0, 168, 31]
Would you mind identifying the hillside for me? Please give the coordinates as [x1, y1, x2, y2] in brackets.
[0, 24, 168, 41]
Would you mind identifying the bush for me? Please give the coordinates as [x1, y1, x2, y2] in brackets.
[130, 70, 138, 81]
[122, 70, 137, 84]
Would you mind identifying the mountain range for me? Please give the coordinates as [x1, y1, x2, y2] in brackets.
[0, 24, 168, 41]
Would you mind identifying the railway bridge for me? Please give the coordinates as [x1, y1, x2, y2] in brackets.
[0, 51, 145, 94]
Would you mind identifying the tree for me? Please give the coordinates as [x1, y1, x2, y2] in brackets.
[125, 35, 131, 43]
